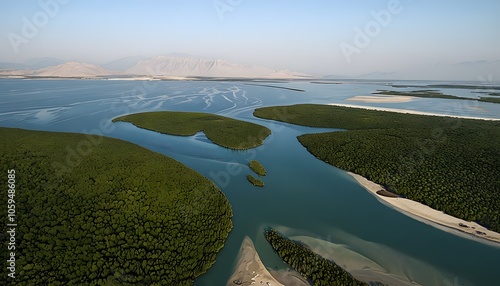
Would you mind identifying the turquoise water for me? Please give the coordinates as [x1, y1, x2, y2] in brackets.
[1, 79, 499, 285]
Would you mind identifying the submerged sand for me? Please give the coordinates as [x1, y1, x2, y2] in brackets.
[348, 172, 500, 245]
[226, 236, 309, 286]
[290, 235, 423, 286]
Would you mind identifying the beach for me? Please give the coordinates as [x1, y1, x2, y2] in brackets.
[346, 95, 414, 103]
[328, 103, 500, 121]
[347, 172, 500, 245]
[226, 236, 309, 286]
[326, 103, 500, 243]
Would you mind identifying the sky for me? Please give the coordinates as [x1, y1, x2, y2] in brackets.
[1, 0, 499, 80]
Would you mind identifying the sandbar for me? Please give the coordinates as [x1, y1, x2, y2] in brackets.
[347, 172, 500, 245]
[227, 236, 309, 286]
[346, 95, 414, 103]
[328, 103, 500, 121]
[290, 235, 422, 286]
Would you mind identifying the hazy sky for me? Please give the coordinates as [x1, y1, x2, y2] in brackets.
[1, 0, 499, 79]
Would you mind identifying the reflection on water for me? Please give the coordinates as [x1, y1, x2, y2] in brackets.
[0, 79, 499, 286]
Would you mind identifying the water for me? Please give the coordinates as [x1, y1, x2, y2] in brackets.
[1, 79, 499, 285]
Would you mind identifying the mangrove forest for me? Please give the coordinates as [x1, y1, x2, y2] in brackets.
[0, 127, 233, 285]
[249, 160, 266, 177]
[254, 104, 500, 233]
[112, 111, 271, 150]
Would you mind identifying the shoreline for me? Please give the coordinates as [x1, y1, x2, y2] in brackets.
[328, 103, 500, 121]
[346, 95, 414, 103]
[226, 236, 310, 286]
[347, 172, 500, 245]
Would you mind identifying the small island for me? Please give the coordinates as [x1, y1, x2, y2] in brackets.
[113, 111, 271, 150]
[247, 174, 264, 187]
[249, 160, 266, 176]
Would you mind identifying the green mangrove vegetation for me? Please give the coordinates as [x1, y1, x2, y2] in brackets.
[479, 97, 500, 103]
[391, 84, 500, 90]
[473, 91, 500, 97]
[112, 111, 271, 150]
[374, 89, 460, 99]
[0, 127, 232, 285]
[246, 174, 264, 187]
[265, 229, 368, 286]
[374, 90, 500, 104]
[254, 104, 500, 232]
[249, 160, 266, 176]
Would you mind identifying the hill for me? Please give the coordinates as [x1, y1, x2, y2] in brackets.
[33, 62, 112, 77]
[126, 56, 308, 78]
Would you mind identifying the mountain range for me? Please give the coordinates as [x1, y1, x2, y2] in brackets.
[2, 56, 498, 81]
[0, 56, 310, 79]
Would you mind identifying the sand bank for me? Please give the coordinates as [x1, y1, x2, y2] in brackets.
[328, 103, 500, 121]
[348, 172, 500, 245]
[346, 95, 414, 103]
[227, 236, 309, 286]
[290, 235, 422, 286]
[268, 269, 311, 286]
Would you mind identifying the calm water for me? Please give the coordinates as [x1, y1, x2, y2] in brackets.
[1, 79, 499, 285]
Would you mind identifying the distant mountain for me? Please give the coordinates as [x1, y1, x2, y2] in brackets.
[126, 56, 309, 78]
[445, 60, 500, 82]
[397, 60, 500, 81]
[356, 71, 396, 80]
[102, 56, 146, 71]
[0, 62, 27, 70]
[0, 56, 310, 79]
[33, 62, 112, 77]
[342, 60, 500, 81]
[164, 52, 202, 59]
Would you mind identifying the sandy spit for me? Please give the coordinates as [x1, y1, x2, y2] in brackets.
[348, 172, 500, 245]
[328, 103, 500, 121]
[226, 236, 310, 286]
[346, 95, 414, 103]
